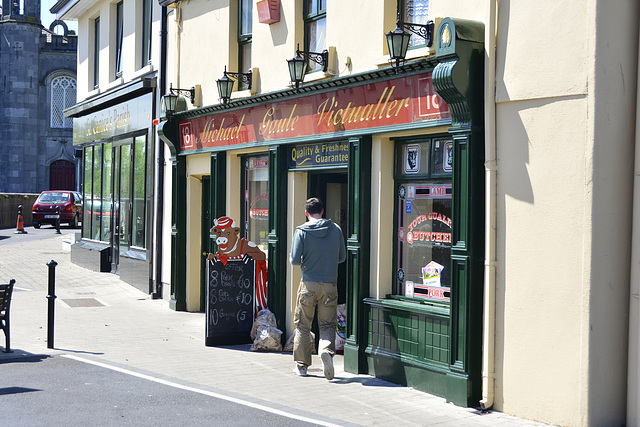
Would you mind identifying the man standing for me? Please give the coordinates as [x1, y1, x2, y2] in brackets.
[289, 197, 346, 379]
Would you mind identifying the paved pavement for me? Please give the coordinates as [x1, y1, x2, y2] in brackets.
[0, 226, 552, 426]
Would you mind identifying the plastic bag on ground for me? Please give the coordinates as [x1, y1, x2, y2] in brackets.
[283, 329, 316, 353]
[250, 308, 283, 352]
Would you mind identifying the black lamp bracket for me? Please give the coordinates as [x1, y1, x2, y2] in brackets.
[396, 14, 435, 47]
[223, 67, 252, 90]
[296, 43, 329, 72]
[169, 83, 196, 104]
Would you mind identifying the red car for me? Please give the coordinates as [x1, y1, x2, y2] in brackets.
[32, 191, 83, 229]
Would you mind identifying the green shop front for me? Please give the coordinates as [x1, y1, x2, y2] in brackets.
[159, 18, 485, 407]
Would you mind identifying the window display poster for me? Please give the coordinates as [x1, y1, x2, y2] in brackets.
[397, 185, 452, 299]
[405, 145, 420, 173]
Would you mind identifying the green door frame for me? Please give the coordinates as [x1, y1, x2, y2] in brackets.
[170, 156, 187, 311]
[433, 18, 485, 406]
[267, 145, 289, 337]
[343, 135, 372, 374]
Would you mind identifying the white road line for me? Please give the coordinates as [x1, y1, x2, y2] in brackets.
[63, 354, 342, 427]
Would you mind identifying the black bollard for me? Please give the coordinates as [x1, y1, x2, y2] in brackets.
[54, 206, 61, 234]
[46, 260, 58, 349]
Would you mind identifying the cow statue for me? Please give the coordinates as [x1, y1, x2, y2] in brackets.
[208, 216, 267, 315]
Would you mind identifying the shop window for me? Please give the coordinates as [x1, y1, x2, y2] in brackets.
[50, 76, 76, 128]
[141, 0, 152, 68]
[131, 136, 147, 248]
[115, 1, 123, 77]
[238, 0, 252, 88]
[304, 0, 326, 72]
[243, 155, 269, 255]
[81, 136, 148, 248]
[82, 147, 94, 239]
[395, 137, 453, 303]
[101, 143, 113, 242]
[399, 0, 429, 49]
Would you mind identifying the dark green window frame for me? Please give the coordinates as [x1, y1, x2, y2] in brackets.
[238, 0, 252, 88]
[115, 2, 123, 77]
[141, 0, 152, 68]
[397, 0, 430, 49]
[393, 135, 453, 308]
[93, 16, 100, 89]
[304, 0, 326, 73]
[240, 153, 269, 251]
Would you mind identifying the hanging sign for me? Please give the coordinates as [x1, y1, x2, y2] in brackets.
[178, 72, 450, 152]
[288, 141, 349, 169]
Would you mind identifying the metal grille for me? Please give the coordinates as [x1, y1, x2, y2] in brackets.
[51, 76, 77, 128]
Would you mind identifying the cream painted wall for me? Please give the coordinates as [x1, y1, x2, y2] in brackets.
[77, 18, 90, 98]
[495, 1, 588, 102]
[184, 153, 211, 311]
[226, 153, 242, 222]
[286, 171, 307, 336]
[73, 0, 161, 100]
[185, 174, 203, 311]
[491, 0, 638, 425]
[370, 135, 394, 299]
[178, 0, 234, 107]
[495, 96, 590, 425]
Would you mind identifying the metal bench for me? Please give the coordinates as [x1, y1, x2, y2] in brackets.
[0, 279, 15, 353]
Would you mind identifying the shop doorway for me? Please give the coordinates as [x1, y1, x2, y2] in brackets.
[307, 171, 348, 305]
[111, 144, 132, 273]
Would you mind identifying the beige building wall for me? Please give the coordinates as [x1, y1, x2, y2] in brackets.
[490, 1, 638, 425]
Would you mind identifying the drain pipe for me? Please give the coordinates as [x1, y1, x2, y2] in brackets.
[480, 0, 498, 411]
[153, 5, 168, 298]
[627, 26, 640, 426]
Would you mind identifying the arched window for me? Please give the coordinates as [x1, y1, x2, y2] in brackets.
[51, 76, 77, 128]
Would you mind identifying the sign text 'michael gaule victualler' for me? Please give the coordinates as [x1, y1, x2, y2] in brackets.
[178, 72, 451, 151]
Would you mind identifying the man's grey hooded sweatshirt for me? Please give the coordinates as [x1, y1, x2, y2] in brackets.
[289, 218, 346, 283]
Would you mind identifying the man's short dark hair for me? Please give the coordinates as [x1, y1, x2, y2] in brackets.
[305, 197, 323, 215]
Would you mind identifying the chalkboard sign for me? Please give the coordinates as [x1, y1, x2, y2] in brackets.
[205, 257, 255, 346]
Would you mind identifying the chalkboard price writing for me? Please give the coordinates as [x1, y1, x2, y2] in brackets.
[205, 258, 255, 346]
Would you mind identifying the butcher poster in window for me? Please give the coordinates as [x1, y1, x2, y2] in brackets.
[397, 183, 452, 301]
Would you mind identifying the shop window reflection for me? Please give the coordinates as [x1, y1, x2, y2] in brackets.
[395, 138, 452, 304]
[243, 155, 269, 257]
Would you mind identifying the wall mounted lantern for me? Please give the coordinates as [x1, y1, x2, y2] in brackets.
[216, 66, 252, 105]
[386, 13, 434, 73]
[161, 83, 195, 118]
[287, 43, 328, 92]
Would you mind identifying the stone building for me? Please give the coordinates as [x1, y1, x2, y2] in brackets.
[0, 0, 77, 193]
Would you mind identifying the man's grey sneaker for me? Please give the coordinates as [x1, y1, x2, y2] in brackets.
[320, 351, 334, 380]
[293, 365, 307, 376]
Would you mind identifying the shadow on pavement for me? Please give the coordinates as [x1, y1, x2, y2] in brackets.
[0, 386, 42, 396]
[0, 350, 51, 364]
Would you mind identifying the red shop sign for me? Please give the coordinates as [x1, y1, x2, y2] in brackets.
[179, 72, 450, 152]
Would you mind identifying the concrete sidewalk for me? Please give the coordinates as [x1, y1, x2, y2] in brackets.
[0, 229, 551, 426]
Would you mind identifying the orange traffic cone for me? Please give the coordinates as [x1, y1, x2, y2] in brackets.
[15, 204, 27, 234]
